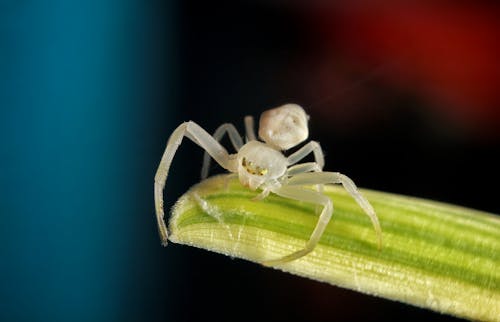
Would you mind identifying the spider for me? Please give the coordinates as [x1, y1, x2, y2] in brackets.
[154, 104, 382, 266]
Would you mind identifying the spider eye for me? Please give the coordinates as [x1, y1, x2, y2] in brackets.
[241, 157, 268, 176]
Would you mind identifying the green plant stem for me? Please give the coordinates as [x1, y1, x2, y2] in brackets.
[168, 175, 500, 321]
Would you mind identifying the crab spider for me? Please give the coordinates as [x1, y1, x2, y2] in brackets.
[154, 103, 382, 265]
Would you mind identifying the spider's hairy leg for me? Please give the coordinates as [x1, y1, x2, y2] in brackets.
[222, 173, 238, 191]
[190, 191, 234, 241]
[286, 162, 322, 176]
[251, 189, 270, 202]
[288, 172, 382, 250]
[201, 123, 243, 180]
[244, 115, 256, 142]
[287, 141, 325, 169]
[286, 162, 325, 214]
[154, 121, 235, 246]
[261, 186, 333, 266]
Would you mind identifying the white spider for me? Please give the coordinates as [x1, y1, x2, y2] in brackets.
[154, 104, 382, 265]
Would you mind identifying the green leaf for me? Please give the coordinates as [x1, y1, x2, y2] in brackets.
[168, 174, 500, 321]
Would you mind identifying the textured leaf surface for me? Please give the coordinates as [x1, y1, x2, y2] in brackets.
[168, 175, 500, 321]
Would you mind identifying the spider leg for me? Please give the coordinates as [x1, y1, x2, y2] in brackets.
[190, 191, 234, 241]
[287, 172, 382, 250]
[155, 121, 237, 246]
[251, 178, 281, 202]
[244, 115, 256, 142]
[286, 162, 324, 214]
[252, 188, 270, 201]
[223, 173, 238, 191]
[262, 186, 333, 266]
[287, 141, 325, 169]
[285, 162, 324, 214]
[201, 123, 243, 179]
[286, 162, 322, 176]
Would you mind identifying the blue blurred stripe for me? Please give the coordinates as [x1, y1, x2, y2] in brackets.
[1, 1, 175, 321]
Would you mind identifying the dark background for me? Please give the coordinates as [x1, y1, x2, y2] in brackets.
[1, 1, 498, 321]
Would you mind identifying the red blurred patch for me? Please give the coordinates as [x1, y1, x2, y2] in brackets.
[306, 2, 500, 133]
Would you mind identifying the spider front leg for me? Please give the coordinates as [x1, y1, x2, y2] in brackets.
[244, 115, 257, 141]
[285, 162, 322, 176]
[287, 172, 382, 249]
[155, 121, 237, 246]
[286, 162, 325, 215]
[262, 186, 333, 266]
[287, 141, 325, 170]
[190, 191, 234, 241]
[201, 123, 243, 179]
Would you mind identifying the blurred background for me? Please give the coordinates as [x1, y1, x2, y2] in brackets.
[1, 1, 498, 321]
